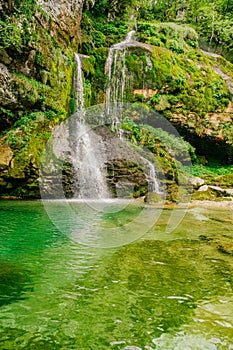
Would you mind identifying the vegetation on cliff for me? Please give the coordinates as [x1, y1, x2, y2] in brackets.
[0, 0, 82, 197]
[0, 0, 232, 198]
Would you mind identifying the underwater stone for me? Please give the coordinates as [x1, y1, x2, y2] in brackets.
[0, 261, 32, 307]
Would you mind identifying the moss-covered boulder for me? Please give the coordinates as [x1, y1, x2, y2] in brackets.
[144, 192, 162, 204]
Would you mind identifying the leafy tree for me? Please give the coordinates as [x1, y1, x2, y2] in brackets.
[150, 0, 233, 61]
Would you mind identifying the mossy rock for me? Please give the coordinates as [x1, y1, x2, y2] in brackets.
[192, 188, 216, 200]
[144, 192, 162, 204]
[192, 185, 231, 201]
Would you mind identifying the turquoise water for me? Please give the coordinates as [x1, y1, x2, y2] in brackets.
[0, 200, 233, 349]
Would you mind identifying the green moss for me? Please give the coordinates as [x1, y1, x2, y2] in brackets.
[81, 48, 108, 104]
[137, 22, 198, 52]
[192, 188, 221, 201]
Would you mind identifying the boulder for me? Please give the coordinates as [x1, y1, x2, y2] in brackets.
[193, 183, 232, 200]
[197, 185, 209, 192]
[190, 177, 205, 189]
[144, 192, 162, 204]
[224, 188, 233, 196]
[209, 185, 231, 197]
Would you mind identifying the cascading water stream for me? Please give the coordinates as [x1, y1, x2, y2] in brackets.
[72, 53, 109, 199]
[105, 30, 153, 114]
[105, 30, 136, 117]
[74, 53, 85, 118]
[142, 157, 160, 193]
[105, 32, 160, 193]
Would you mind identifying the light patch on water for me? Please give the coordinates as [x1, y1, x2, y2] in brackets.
[167, 295, 190, 301]
[110, 340, 126, 345]
[189, 207, 210, 221]
[152, 333, 217, 349]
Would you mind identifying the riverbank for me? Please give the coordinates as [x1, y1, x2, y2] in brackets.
[1, 195, 232, 212]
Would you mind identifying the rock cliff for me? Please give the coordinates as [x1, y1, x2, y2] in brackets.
[0, 0, 84, 197]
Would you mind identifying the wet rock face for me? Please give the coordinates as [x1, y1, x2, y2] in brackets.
[0, 64, 16, 107]
[0, 0, 84, 111]
[107, 159, 148, 198]
[0, 64, 18, 129]
[0, 0, 84, 197]
[37, 0, 83, 39]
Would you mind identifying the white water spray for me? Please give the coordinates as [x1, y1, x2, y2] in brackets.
[72, 53, 109, 198]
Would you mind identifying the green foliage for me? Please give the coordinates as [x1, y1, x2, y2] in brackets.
[121, 117, 197, 163]
[4, 109, 57, 183]
[0, 20, 23, 50]
[167, 40, 184, 53]
[81, 14, 128, 48]
[150, 0, 233, 61]
[185, 161, 233, 188]
[91, 31, 106, 48]
[137, 22, 198, 52]
[150, 94, 161, 104]
[191, 163, 233, 177]
[87, 0, 132, 20]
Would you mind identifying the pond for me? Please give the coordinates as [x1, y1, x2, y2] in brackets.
[0, 200, 233, 349]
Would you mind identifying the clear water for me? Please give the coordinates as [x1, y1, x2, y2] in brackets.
[0, 200, 233, 349]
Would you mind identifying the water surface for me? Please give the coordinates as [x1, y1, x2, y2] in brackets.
[0, 200, 233, 349]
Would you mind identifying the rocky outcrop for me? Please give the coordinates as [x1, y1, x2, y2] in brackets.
[0, 0, 84, 121]
[0, 64, 16, 107]
[0, 142, 13, 169]
[191, 180, 233, 201]
[37, 0, 83, 38]
[107, 159, 148, 198]
[0, 0, 84, 198]
[189, 177, 205, 189]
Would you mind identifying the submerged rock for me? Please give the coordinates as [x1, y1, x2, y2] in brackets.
[79, 238, 233, 343]
[0, 261, 32, 307]
[199, 234, 233, 255]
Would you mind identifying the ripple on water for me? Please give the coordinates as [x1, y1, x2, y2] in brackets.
[0, 202, 233, 349]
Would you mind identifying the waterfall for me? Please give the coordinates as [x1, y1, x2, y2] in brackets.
[105, 30, 153, 114]
[142, 157, 160, 193]
[105, 32, 160, 193]
[72, 53, 109, 199]
[74, 53, 85, 115]
[105, 30, 136, 116]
